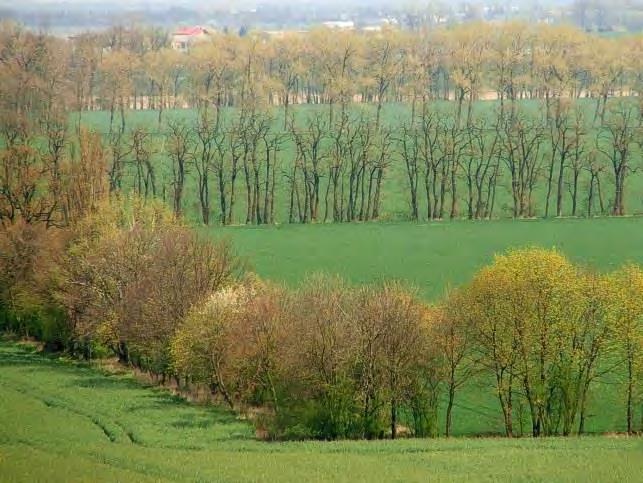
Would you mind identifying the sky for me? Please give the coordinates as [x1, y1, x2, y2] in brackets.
[0, 0, 579, 6]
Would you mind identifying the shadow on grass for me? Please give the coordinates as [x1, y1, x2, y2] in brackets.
[170, 415, 224, 429]
[1, 340, 254, 443]
[73, 376, 143, 391]
[128, 394, 239, 420]
[0, 347, 90, 375]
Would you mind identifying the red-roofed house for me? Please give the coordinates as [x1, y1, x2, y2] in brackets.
[171, 26, 210, 52]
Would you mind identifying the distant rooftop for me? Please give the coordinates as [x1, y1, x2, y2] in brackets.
[173, 26, 208, 36]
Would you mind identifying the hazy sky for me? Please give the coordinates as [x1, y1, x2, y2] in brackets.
[0, 0, 606, 17]
[0, 0, 577, 6]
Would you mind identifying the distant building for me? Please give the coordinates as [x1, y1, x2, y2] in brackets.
[171, 26, 210, 52]
[361, 17, 399, 32]
[262, 30, 308, 39]
[322, 20, 355, 30]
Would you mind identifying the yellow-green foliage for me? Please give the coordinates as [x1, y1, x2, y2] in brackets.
[451, 247, 638, 436]
[608, 264, 643, 433]
[610, 264, 643, 354]
[171, 278, 261, 405]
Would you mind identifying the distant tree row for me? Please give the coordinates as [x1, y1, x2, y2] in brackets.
[1, 21, 643, 123]
[2, 20, 642, 226]
[1, 20, 642, 225]
[1, 201, 641, 438]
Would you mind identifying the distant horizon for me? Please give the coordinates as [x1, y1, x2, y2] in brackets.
[1, 0, 640, 38]
[0, 0, 582, 7]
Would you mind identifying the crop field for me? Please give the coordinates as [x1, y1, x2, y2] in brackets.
[1, 341, 642, 483]
[223, 216, 643, 299]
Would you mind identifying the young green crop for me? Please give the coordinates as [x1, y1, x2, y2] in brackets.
[1, 341, 642, 482]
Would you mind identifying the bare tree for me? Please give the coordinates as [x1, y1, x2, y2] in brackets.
[596, 100, 639, 216]
[165, 120, 194, 217]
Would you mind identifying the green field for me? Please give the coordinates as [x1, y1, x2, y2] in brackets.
[1, 341, 642, 483]
[223, 216, 643, 299]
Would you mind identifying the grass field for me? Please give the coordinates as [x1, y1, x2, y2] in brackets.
[222, 216, 643, 300]
[1, 341, 642, 483]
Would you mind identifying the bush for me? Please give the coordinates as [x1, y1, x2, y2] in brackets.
[169, 273, 441, 440]
[48, 197, 242, 376]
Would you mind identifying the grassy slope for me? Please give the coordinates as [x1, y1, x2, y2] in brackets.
[1, 342, 642, 483]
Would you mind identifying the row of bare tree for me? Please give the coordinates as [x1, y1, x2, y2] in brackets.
[400, 97, 642, 220]
[2, 98, 640, 229]
[101, 98, 640, 225]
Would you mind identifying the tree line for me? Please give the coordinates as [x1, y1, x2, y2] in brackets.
[1, 21, 642, 226]
[2, 21, 642, 118]
[168, 248, 643, 439]
[2, 96, 641, 228]
[1, 195, 642, 439]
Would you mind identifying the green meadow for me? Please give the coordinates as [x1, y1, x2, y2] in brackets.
[223, 217, 643, 299]
[1, 341, 642, 483]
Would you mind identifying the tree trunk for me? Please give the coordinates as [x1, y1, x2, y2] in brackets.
[372, 168, 384, 220]
[587, 173, 595, 217]
[446, 380, 455, 437]
[545, 156, 555, 217]
[627, 356, 633, 434]
[556, 154, 565, 217]
[390, 397, 397, 440]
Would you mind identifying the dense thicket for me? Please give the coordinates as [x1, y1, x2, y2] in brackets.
[2, 203, 641, 439]
[1, 22, 642, 226]
[0, 198, 241, 364]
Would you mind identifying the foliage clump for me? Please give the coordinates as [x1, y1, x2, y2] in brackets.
[1, 197, 642, 439]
